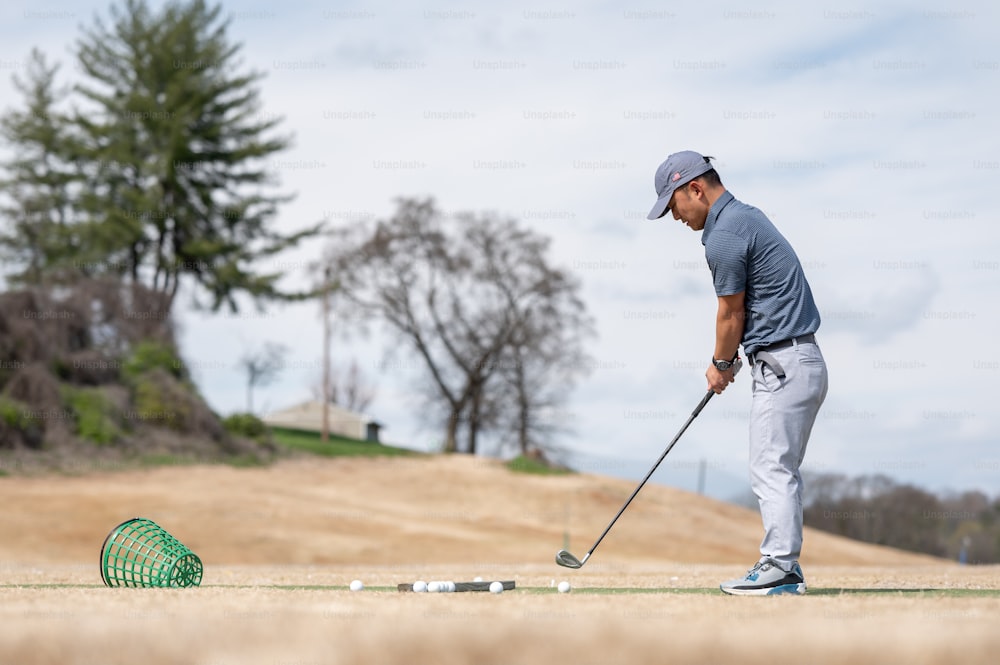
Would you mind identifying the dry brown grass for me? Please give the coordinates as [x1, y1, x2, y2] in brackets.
[1, 456, 997, 664]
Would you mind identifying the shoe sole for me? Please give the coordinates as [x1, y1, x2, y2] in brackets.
[720, 582, 807, 596]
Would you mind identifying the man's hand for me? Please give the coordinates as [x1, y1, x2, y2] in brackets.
[707, 364, 735, 394]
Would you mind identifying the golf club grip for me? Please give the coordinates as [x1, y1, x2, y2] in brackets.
[692, 389, 714, 417]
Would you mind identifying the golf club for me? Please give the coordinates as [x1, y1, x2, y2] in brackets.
[556, 358, 741, 569]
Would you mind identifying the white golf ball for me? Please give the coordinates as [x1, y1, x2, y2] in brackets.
[349, 580, 364, 591]
[473, 576, 483, 583]
[412, 580, 427, 593]
[428, 581, 441, 593]
[557, 581, 571, 593]
[489, 581, 504, 594]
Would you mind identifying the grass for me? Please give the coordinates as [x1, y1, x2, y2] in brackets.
[270, 426, 416, 458]
[8, 584, 1000, 597]
[270, 428, 577, 473]
[505, 454, 573, 476]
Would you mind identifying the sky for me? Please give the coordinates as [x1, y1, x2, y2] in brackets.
[1, 0, 997, 501]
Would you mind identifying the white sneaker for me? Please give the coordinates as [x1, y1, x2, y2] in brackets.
[720, 558, 806, 596]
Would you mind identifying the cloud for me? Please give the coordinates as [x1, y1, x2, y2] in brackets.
[820, 265, 940, 344]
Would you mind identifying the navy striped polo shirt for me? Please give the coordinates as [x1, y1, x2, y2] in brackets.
[701, 191, 821, 355]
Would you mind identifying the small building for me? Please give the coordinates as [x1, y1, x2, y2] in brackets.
[263, 400, 383, 443]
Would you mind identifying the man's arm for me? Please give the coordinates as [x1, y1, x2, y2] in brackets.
[706, 291, 745, 393]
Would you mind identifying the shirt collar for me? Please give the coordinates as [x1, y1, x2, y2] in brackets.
[701, 190, 735, 246]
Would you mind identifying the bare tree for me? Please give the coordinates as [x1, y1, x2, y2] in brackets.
[238, 342, 287, 414]
[310, 358, 377, 413]
[322, 197, 592, 457]
[457, 212, 593, 459]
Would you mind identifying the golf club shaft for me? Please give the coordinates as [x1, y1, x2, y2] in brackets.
[578, 389, 715, 562]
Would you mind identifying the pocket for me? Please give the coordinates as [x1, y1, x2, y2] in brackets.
[796, 343, 825, 367]
[753, 358, 784, 393]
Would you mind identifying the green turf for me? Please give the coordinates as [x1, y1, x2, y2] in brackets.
[4, 583, 1000, 597]
[280, 586, 1000, 597]
[504, 454, 574, 476]
[270, 426, 416, 458]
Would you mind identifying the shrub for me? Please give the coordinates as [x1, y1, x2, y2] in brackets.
[0, 396, 33, 430]
[62, 386, 121, 445]
[222, 413, 270, 442]
[0, 394, 44, 451]
[122, 341, 186, 382]
[131, 371, 189, 432]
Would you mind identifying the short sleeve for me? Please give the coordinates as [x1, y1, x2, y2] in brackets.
[705, 230, 748, 297]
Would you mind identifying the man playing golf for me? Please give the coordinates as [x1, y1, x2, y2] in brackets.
[646, 151, 829, 595]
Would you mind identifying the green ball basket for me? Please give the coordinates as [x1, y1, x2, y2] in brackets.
[100, 517, 203, 588]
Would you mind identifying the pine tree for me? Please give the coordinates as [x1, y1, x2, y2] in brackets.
[68, 0, 319, 311]
[0, 49, 80, 285]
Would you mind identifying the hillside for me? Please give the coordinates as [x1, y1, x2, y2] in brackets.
[0, 282, 271, 466]
[0, 454, 940, 568]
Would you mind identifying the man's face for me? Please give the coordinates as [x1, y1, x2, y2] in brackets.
[669, 182, 708, 231]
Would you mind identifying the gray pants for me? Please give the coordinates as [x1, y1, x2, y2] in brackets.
[749, 339, 828, 570]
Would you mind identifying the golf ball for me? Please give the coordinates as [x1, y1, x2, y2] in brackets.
[473, 576, 483, 582]
[489, 581, 504, 594]
[428, 581, 441, 593]
[349, 580, 364, 591]
[412, 580, 427, 593]
[557, 581, 571, 593]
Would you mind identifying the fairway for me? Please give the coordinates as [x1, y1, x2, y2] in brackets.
[1, 456, 997, 664]
[2, 563, 999, 665]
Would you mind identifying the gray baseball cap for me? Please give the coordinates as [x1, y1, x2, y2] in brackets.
[646, 150, 714, 220]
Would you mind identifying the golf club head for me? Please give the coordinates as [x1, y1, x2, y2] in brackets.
[555, 549, 584, 569]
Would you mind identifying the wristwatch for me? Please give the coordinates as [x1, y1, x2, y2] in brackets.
[712, 358, 733, 372]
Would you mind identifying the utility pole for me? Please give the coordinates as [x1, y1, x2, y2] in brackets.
[321, 266, 331, 443]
